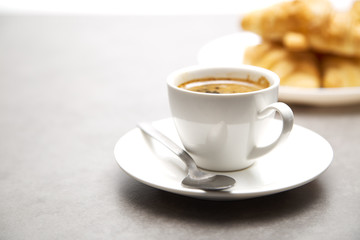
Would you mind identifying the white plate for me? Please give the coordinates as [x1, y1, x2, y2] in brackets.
[197, 32, 360, 106]
[114, 118, 333, 201]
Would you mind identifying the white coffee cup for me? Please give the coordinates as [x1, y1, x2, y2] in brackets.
[167, 65, 294, 172]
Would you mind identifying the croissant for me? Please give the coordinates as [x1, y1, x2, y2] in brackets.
[243, 42, 321, 88]
[321, 55, 360, 87]
[241, 0, 360, 58]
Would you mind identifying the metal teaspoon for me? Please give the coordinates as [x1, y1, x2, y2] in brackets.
[137, 122, 236, 191]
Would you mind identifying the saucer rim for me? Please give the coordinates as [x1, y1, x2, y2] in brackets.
[114, 118, 333, 200]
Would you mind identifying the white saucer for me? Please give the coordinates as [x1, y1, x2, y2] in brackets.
[197, 32, 360, 106]
[114, 118, 333, 200]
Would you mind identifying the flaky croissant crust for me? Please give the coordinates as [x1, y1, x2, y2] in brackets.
[241, 0, 360, 57]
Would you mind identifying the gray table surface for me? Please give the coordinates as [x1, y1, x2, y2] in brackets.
[0, 14, 359, 240]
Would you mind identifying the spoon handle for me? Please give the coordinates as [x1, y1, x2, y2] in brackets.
[137, 122, 198, 171]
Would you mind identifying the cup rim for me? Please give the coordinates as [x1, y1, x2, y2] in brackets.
[167, 65, 279, 96]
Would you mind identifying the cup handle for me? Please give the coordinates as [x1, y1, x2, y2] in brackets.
[248, 102, 294, 159]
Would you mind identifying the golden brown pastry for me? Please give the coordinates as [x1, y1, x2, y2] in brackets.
[243, 42, 321, 88]
[241, 0, 332, 45]
[310, 2, 360, 57]
[321, 55, 360, 87]
[241, 0, 360, 58]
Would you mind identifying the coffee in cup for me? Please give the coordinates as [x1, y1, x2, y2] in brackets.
[178, 77, 269, 94]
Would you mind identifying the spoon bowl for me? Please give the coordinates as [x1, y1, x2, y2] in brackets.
[182, 175, 235, 191]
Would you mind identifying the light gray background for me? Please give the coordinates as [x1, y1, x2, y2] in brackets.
[1, 15, 359, 239]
